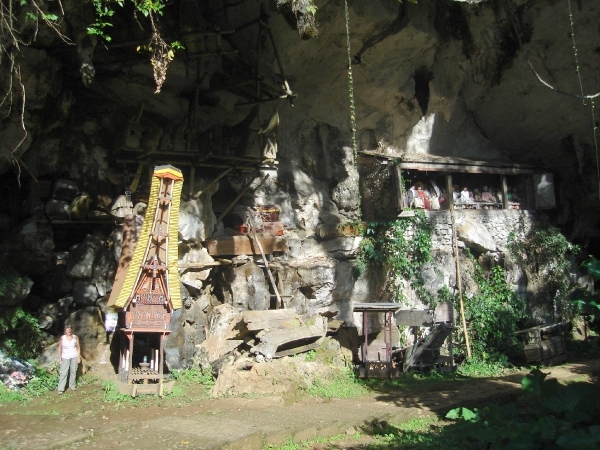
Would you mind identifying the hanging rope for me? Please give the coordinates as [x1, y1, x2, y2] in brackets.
[565, 0, 600, 200]
[344, 0, 357, 157]
[344, 0, 362, 219]
[504, 0, 600, 199]
[566, 0, 585, 103]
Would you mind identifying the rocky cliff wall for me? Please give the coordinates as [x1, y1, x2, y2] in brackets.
[0, 0, 598, 368]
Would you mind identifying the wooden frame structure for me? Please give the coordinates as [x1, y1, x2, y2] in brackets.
[110, 165, 183, 396]
[354, 302, 401, 379]
[358, 151, 554, 211]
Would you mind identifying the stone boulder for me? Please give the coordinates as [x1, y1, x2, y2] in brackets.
[37, 297, 73, 330]
[179, 180, 218, 241]
[179, 245, 215, 292]
[91, 246, 116, 297]
[73, 279, 99, 307]
[68, 306, 105, 362]
[42, 266, 73, 300]
[294, 257, 338, 309]
[164, 299, 207, 369]
[0, 269, 33, 307]
[66, 235, 104, 278]
[196, 303, 242, 364]
[457, 219, 497, 253]
[0, 220, 54, 275]
[219, 260, 270, 311]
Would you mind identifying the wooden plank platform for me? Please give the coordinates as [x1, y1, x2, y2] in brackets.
[205, 233, 287, 256]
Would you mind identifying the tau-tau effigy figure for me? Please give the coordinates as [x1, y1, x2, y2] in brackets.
[259, 111, 280, 162]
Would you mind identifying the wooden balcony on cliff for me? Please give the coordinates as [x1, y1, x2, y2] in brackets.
[358, 151, 555, 211]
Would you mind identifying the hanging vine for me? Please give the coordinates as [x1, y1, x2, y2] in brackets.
[344, 0, 357, 160]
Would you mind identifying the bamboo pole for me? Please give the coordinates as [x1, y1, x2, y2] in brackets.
[450, 206, 472, 358]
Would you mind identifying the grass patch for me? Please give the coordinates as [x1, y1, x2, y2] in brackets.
[456, 359, 518, 378]
[307, 367, 368, 400]
[0, 384, 27, 403]
[263, 433, 352, 449]
[171, 366, 214, 389]
[368, 416, 455, 450]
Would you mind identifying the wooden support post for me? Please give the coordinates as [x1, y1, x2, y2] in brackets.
[526, 175, 535, 210]
[450, 207, 471, 359]
[396, 166, 405, 210]
[249, 228, 283, 308]
[362, 312, 369, 363]
[256, 9, 262, 100]
[446, 174, 454, 210]
[159, 334, 164, 397]
[128, 332, 134, 380]
[276, 269, 285, 309]
[189, 166, 195, 197]
[501, 175, 509, 210]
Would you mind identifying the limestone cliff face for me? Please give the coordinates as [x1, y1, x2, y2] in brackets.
[1, 0, 599, 365]
[1, 0, 599, 240]
[259, 0, 600, 242]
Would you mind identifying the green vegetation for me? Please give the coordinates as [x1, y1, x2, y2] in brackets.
[444, 369, 600, 449]
[171, 366, 214, 390]
[307, 367, 367, 400]
[368, 417, 443, 449]
[508, 225, 579, 316]
[0, 306, 42, 359]
[571, 256, 600, 334]
[0, 369, 58, 402]
[271, 369, 599, 450]
[101, 380, 137, 403]
[358, 211, 434, 304]
[304, 350, 317, 362]
[23, 369, 58, 397]
[263, 433, 352, 450]
[460, 263, 528, 364]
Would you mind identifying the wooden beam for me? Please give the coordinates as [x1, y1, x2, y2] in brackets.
[250, 228, 283, 308]
[446, 173, 454, 210]
[178, 261, 230, 268]
[501, 175, 509, 210]
[395, 166, 405, 210]
[188, 166, 195, 197]
[204, 233, 287, 256]
[398, 162, 535, 174]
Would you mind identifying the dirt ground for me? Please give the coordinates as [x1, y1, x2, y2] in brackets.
[1, 359, 599, 450]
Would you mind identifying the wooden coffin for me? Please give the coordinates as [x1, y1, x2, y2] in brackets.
[205, 233, 287, 256]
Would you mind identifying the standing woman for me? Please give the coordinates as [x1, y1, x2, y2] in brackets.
[57, 325, 81, 394]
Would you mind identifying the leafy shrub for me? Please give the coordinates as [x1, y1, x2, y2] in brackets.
[0, 307, 43, 359]
[24, 369, 58, 397]
[508, 226, 579, 317]
[0, 383, 27, 402]
[457, 263, 527, 363]
[445, 368, 600, 449]
[357, 211, 434, 304]
[171, 367, 214, 389]
[571, 256, 600, 334]
[102, 380, 134, 403]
